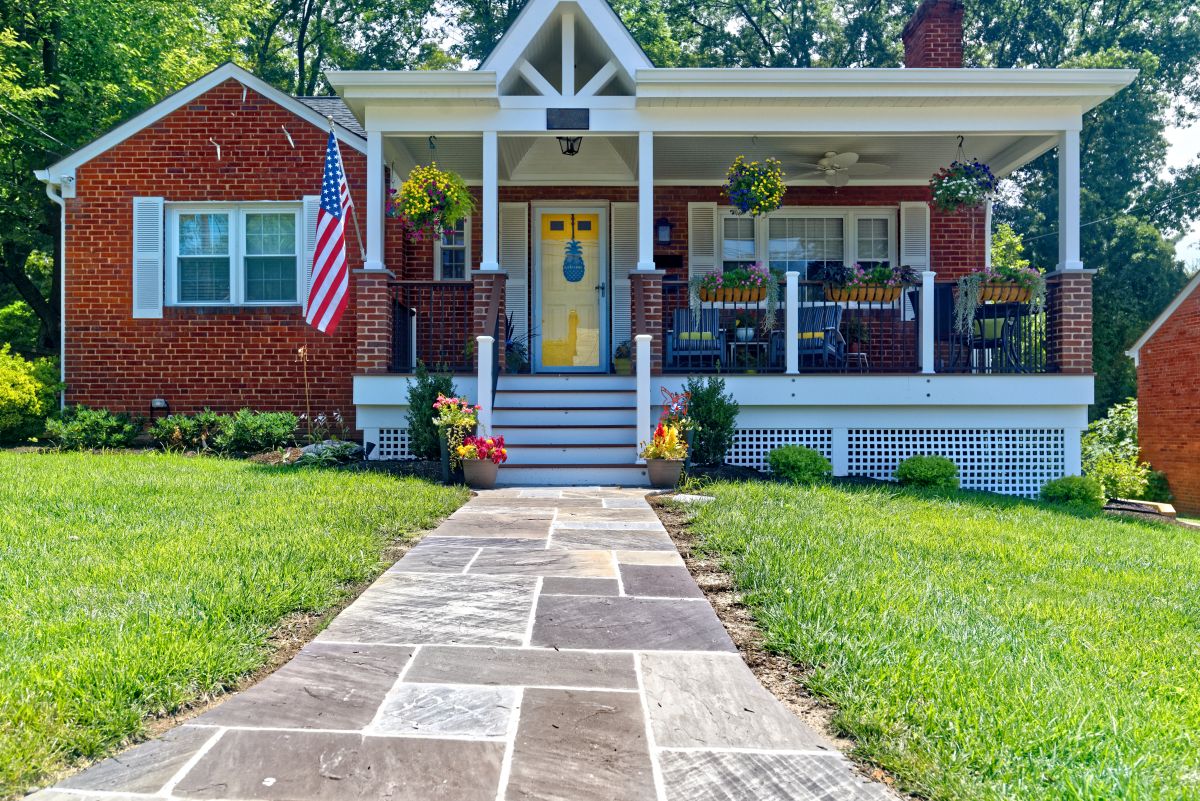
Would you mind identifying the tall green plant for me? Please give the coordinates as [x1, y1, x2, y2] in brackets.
[683, 376, 739, 466]
[405, 362, 455, 460]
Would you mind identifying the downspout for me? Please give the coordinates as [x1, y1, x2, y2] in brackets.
[34, 169, 67, 410]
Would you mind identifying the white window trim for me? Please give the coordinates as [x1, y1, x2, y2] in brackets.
[718, 205, 899, 273]
[434, 215, 472, 281]
[165, 202, 303, 307]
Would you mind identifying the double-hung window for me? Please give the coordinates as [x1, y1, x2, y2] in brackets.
[168, 204, 302, 306]
[767, 217, 845, 277]
[721, 208, 897, 279]
[435, 217, 470, 280]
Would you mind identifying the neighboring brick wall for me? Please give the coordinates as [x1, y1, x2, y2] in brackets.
[902, 0, 965, 68]
[65, 79, 366, 427]
[1045, 271, 1093, 375]
[1137, 286, 1200, 515]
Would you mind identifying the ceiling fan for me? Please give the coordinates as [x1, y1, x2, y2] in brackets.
[795, 151, 891, 187]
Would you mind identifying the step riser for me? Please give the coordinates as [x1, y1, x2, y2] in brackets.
[498, 375, 635, 391]
[495, 391, 634, 408]
[504, 446, 637, 466]
[495, 427, 635, 445]
[493, 408, 635, 427]
[497, 466, 649, 486]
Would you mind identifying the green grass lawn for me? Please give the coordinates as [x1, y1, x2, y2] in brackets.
[682, 482, 1200, 801]
[0, 451, 467, 799]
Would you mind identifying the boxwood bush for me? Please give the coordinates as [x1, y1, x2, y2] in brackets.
[405, 362, 456, 460]
[1039, 475, 1105, 514]
[684, 375, 739, 466]
[895, 454, 960, 490]
[211, 409, 298, 455]
[767, 445, 831, 484]
[150, 409, 223, 452]
[45, 406, 139, 450]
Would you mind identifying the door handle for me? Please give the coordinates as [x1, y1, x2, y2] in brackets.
[595, 283, 606, 299]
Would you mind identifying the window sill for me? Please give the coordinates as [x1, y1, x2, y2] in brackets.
[165, 305, 302, 315]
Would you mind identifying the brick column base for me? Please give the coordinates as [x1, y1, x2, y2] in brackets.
[630, 270, 664, 374]
[1046, 270, 1094, 374]
[473, 270, 508, 342]
[354, 269, 394, 374]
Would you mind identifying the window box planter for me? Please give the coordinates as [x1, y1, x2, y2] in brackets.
[978, 283, 1031, 303]
[646, 458, 684, 488]
[823, 284, 904, 303]
[462, 459, 499, 489]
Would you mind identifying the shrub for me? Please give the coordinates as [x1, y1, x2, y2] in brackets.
[45, 406, 139, 450]
[895, 454, 960, 491]
[212, 409, 297, 455]
[0, 345, 59, 443]
[1141, 470, 1173, 503]
[683, 376, 739, 466]
[1087, 452, 1150, 499]
[406, 362, 455, 460]
[150, 409, 223, 452]
[1039, 475, 1105, 514]
[0, 300, 39, 355]
[1081, 398, 1151, 498]
[768, 445, 831, 484]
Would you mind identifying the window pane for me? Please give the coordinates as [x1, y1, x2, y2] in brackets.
[767, 217, 844, 277]
[179, 256, 231, 302]
[179, 213, 229, 256]
[442, 219, 466, 248]
[246, 256, 297, 302]
[857, 217, 890, 263]
[441, 248, 466, 280]
[246, 213, 296, 256]
[722, 217, 756, 263]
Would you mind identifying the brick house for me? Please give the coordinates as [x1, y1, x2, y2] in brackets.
[1127, 272, 1200, 515]
[37, 0, 1135, 487]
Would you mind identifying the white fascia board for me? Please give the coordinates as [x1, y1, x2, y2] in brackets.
[1126, 270, 1200, 362]
[43, 63, 365, 176]
[354, 374, 477, 406]
[328, 70, 499, 96]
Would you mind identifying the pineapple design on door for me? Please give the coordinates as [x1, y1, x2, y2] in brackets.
[540, 212, 602, 369]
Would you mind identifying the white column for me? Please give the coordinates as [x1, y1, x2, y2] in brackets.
[477, 335, 495, 433]
[635, 334, 652, 463]
[984, 199, 994, 270]
[920, 270, 936, 374]
[785, 272, 799, 375]
[1057, 129, 1083, 271]
[637, 131, 655, 271]
[481, 131, 499, 271]
[365, 130, 384, 270]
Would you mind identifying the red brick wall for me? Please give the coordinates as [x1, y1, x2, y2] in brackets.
[1137, 287, 1200, 515]
[902, 0, 965, 68]
[1046, 271, 1093, 375]
[65, 79, 366, 427]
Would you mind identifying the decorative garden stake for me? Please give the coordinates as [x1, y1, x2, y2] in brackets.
[563, 215, 585, 282]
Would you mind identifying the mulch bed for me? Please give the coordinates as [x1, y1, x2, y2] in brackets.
[649, 495, 907, 797]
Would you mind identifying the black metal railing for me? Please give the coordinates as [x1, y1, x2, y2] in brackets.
[930, 283, 1048, 374]
[390, 281, 474, 373]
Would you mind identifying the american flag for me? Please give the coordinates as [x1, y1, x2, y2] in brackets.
[306, 131, 353, 333]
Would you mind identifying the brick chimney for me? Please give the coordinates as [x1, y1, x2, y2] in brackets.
[902, 0, 964, 68]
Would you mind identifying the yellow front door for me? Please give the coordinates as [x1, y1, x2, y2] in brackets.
[537, 211, 604, 371]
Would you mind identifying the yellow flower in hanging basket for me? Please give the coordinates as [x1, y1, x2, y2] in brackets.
[386, 162, 475, 240]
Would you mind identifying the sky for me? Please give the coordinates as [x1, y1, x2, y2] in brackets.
[1164, 120, 1200, 270]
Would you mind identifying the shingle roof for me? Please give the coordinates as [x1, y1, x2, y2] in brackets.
[294, 96, 366, 139]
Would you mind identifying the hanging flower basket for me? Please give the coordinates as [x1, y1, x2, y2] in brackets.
[386, 162, 475, 240]
[724, 155, 786, 217]
[929, 158, 998, 213]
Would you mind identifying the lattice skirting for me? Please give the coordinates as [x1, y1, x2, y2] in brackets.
[731, 427, 1067, 497]
[372, 428, 414, 460]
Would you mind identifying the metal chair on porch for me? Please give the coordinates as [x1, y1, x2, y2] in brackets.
[770, 303, 846, 371]
[666, 308, 726, 371]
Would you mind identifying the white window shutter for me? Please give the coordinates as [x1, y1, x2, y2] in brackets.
[900, 201, 931, 270]
[301, 195, 321, 313]
[687, 202, 718, 279]
[131, 197, 164, 318]
[610, 202, 638, 355]
[499, 202, 529, 345]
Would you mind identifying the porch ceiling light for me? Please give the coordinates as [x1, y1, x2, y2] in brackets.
[655, 216, 674, 245]
[556, 136, 582, 156]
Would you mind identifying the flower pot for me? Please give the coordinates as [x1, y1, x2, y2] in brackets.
[823, 284, 903, 303]
[752, 286, 766, 302]
[735, 327, 755, 342]
[715, 287, 730, 302]
[438, 424, 475, 485]
[614, 357, 632, 375]
[979, 283, 1031, 303]
[462, 459, 499, 489]
[699, 288, 715, 302]
[646, 458, 683, 489]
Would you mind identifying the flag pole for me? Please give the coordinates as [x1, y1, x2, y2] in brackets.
[329, 116, 367, 264]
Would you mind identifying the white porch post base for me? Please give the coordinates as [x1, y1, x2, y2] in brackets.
[785, 272, 799, 375]
[477, 335, 495, 434]
[831, 428, 849, 476]
[1064, 426, 1083, 476]
[920, 270, 936, 374]
[635, 334, 652, 464]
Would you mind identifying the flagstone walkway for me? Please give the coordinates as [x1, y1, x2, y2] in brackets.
[31, 488, 891, 801]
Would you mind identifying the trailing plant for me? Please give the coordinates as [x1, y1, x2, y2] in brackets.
[953, 265, 1047, 334]
[0, 345, 59, 444]
[405, 362, 456, 459]
[895, 454, 960, 491]
[724, 155, 786, 216]
[457, 434, 508, 464]
[386, 162, 475, 240]
[45, 406, 139, 450]
[640, 422, 687, 461]
[212, 409, 298, 455]
[929, 158, 998, 213]
[1039, 475, 1105, 514]
[683, 376, 738, 466]
[767, 445, 831, 484]
[433, 393, 479, 468]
